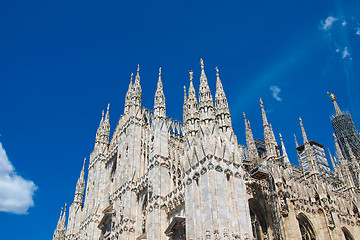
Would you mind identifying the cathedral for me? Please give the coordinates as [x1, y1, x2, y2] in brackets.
[53, 60, 360, 240]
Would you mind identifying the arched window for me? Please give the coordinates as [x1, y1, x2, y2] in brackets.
[342, 227, 354, 240]
[297, 214, 316, 240]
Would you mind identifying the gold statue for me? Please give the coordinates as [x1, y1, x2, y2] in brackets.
[327, 92, 336, 101]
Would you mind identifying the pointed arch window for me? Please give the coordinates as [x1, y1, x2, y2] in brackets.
[297, 214, 316, 240]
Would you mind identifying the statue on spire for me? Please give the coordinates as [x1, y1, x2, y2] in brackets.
[327, 92, 336, 101]
[327, 92, 342, 116]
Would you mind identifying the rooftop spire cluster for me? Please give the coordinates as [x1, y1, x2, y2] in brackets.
[54, 60, 360, 240]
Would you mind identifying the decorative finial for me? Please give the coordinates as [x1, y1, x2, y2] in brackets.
[215, 67, 220, 79]
[131, 73, 133, 81]
[299, 117, 302, 124]
[189, 70, 193, 81]
[260, 98, 263, 106]
[200, 58, 204, 70]
[101, 110, 104, 120]
[327, 92, 336, 101]
[137, 64, 140, 74]
[243, 112, 246, 119]
[159, 67, 161, 76]
[83, 157, 86, 166]
[107, 103, 110, 112]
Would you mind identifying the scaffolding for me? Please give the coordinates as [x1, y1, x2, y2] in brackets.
[332, 113, 360, 161]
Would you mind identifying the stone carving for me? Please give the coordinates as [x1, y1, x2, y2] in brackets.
[53, 62, 360, 240]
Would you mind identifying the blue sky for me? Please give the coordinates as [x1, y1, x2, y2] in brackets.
[0, 0, 360, 239]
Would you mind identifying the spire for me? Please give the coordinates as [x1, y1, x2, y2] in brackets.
[198, 58, 215, 122]
[126, 72, 133, 95]
[327, 92, 342, 116]
[157, 67, 163, 89]
[294, 134, 302, 169]
[135, 64, 140, 84]
[279, 133, 290, 164]
[188, 70, 197, 105]
[299, 117, 308, 144]
[94, 106, 110, 152]
[184, 70, 199, 136]
[183, 86, 187, 123]
[56, 207, 63, 228]
[100, 110, 104, 125]
[59, 207, 64, 219]
[328, 148, 336, 169]
[74, 158, 86, 205]
[244, 113, 258, 163]
[299, 117, 318, 174]
[94, 110, 104, 146]
[132, 64, 142, 110]
[53, 206, 66, 240]
[154, 67, 166, 119]
[124, 73, 133, 114]
[105, 103, 110, 122]
[62, 203, 67, 223]
[215, 67, 231, 130]
[80, 158, 86, 180]
[260, 98, 277, 159]
[184, 86, 187, 103]
[188, 70, 195, 97]
[270, 124, 277, 144]
[294, 134, 299, 148]
[215, 67, 223, 90]
[260, 98, 269, 127]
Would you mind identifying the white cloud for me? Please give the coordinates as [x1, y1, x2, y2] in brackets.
[270, 86, 282, 101]
[0, 143, 37, 214]
[342, 21, 347, 26]
[321, 16, 338, 30]
[342, 47, 350, 59]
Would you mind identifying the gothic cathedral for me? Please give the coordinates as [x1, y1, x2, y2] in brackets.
[53, 60, 360, 240]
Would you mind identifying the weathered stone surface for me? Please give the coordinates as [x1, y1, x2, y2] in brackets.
[53, 62, 360, 240]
